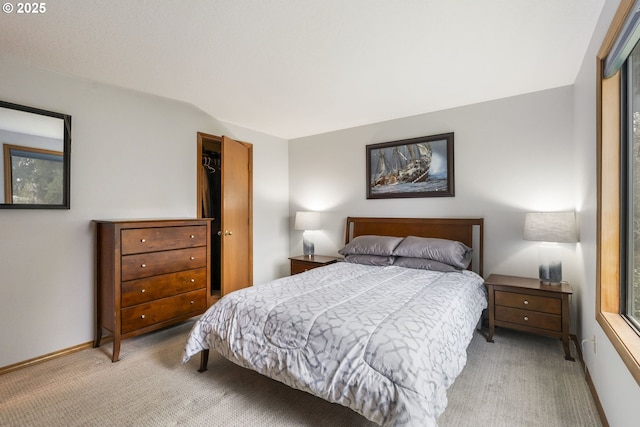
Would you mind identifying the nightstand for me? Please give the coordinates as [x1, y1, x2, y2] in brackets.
[289, 255, 340, 275]
[485, 274, 574, 361]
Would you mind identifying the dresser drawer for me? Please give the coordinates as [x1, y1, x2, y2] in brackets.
[289, 256, 340, 275]
[121, 289, 207, 334]
[291, 260, 319, 274]
[121, 226, 207, 255]
[494, 290, 561, 314]
[121, 247, 207, 281]
[495, 306, 561, 331]
[121, 268, 207, 307]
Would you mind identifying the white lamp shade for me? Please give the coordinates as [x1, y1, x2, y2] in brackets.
[523, 212, 578, 243]
[294, 211, 321, 231]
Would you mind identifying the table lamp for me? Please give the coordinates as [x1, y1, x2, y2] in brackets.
[294, 211, 321, 257]
[523, 212, 578, 283]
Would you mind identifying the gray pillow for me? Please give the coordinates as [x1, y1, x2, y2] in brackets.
[392, 236, 472, 269]
[393, 257, 459, 272]
[338, 235, 404, 256]
[343, 254, 395, 266]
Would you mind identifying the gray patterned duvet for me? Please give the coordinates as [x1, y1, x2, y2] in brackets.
[183, 262, 487, 426]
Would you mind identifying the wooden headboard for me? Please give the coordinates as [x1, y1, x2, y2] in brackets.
[344, 217, 484, 276]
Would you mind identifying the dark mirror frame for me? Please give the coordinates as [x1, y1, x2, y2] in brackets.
[0, 100, 71, 209]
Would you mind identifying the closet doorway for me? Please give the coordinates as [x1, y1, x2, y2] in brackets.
[197, 132, 253, 305]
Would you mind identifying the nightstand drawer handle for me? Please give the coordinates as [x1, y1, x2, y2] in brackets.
[141, 238, 146, 243]
[141, 314, 145, 319]
[190, 256, 195, 260]
[190, 234, 195, 239]
[190, 300, 194, 304]
[523, 316, 529, 321]
[141, 289, 145, 293]
[190, 278, 195, 282]
[523, 300, 529, 305]
[141, 263, 146, 268]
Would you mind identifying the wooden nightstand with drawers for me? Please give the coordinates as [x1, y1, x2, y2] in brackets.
[289, 255, 340, 275]
[485, 273, 574, 361]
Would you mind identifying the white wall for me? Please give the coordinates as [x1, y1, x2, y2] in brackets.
[289, 86, 578, 285]
[574, 0, 640, 425]
[0, 56, 290, 367]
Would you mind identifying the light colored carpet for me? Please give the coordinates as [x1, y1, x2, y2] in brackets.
[0, 321, 602, 427]
[439, 328, 602, 427]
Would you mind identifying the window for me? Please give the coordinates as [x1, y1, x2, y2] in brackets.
[598, 0, 640, 385]
[3, 144, 64, 205]
[624, 43, 640, 331]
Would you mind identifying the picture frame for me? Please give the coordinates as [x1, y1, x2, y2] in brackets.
[366, 132, 454, 199]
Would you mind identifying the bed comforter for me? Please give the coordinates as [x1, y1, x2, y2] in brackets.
[183, 262, 487, 426]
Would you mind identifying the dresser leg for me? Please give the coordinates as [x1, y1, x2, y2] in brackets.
[112, 338, 121, 362]
[486, 323, 495, 343]
[562, 337, 575, 361]
[486, 286, 495, 343]
[93, 327, 102, 348]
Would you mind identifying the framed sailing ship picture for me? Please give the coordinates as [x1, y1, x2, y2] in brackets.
[366, 133, 454, 199]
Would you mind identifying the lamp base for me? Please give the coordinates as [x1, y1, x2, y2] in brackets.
[538, 243, 562, 284]
[303, 239, 315, 257]
[539, 262, 562, 284]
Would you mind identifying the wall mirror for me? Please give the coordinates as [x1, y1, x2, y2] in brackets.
[0, 100, 71, 209]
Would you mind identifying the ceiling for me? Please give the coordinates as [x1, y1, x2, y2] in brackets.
[0, 0, 604, 140]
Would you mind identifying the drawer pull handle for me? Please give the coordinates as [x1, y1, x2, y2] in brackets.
[141, 289, 145, 293]
[190, 300, 194, 304]
[190, 256, 195, 260]
[523, 316, 529, 321]
[190, 234, 195, 239]
[141, 263, 146, 268]
[141, 238, 146, 243]
[523, 300, 529, 305]
[141, 314, 145, 319]
[190, 278, 195, 282]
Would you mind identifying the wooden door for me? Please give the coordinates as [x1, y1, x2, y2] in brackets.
[220, 136, 253, 295]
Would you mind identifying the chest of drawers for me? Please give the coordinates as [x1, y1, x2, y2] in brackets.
[485, 274, 574, 361]
[93, 219, 211, 361]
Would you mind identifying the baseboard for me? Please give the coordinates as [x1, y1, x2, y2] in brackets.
[571, 334, 609, 427]
[0, 341, 95, 376]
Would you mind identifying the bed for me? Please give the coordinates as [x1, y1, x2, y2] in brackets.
[183, 217, 487, 426]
